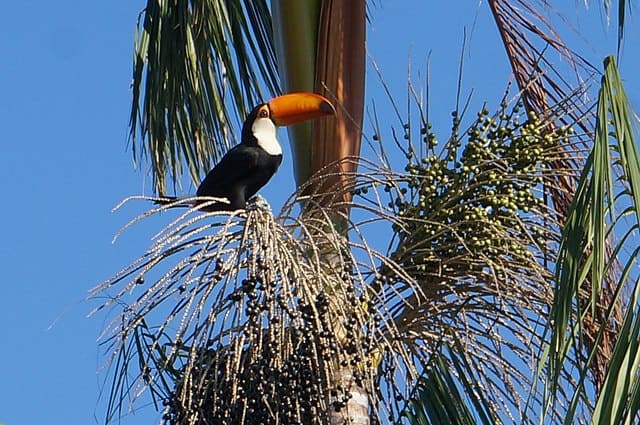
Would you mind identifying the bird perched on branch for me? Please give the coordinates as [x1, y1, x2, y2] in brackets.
[156, 92, 335, 211]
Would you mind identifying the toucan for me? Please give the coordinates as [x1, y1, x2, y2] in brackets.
[157, 92, 335, 211]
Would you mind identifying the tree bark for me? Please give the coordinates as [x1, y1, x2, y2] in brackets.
[329, 367, 370, 425]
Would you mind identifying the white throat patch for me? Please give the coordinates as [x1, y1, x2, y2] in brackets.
[252, 117, 282, 156]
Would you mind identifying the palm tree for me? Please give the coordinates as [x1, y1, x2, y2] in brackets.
[92, 1, 640, 424]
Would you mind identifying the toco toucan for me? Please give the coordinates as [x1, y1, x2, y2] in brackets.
[157, 92, 335, 211]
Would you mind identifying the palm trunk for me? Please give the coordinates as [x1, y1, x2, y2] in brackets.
[273, 1, 368, 422]
[315, 5, 368, 423]
[329, 367, 370, 425]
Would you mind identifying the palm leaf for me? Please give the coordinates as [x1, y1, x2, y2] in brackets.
[588, 55, 640, 425]
[130, 0, 279, 195]
[541, 56, 640, 424]
[402, 345, 495, 425]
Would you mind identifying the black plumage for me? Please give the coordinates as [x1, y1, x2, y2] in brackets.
[196, 105, 282, 211]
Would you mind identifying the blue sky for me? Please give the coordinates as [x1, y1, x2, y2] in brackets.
[0, 2, 637, 424]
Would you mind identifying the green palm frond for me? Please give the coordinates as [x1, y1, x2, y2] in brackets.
[130, 0, 279, 195]
[542, 56, 640, 424]
[402, 345, 495, 425]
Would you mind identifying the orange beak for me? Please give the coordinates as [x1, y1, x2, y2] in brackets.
[268, 92, 335, 126]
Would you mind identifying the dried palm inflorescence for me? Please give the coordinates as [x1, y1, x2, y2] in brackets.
[91, 184, 418, 424]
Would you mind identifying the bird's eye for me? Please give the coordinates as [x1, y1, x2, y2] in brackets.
[259, 108, 269, 118]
